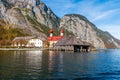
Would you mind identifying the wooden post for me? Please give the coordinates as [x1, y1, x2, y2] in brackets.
[85, 49, 86, 52]
[80, 46, 83, 52]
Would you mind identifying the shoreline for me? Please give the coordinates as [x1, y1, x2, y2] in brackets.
[0, 48, 48, 51]
[0, 48, 118, 52]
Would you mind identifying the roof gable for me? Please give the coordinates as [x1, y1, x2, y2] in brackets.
[55, 36, 90, 46]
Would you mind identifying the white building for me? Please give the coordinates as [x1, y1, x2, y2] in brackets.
[26, 38, 43, 48]
[12, 36, 46, 48]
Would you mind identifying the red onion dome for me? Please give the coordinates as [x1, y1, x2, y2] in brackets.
[60, 30, 64, 33]
[50, 29, 53, 33]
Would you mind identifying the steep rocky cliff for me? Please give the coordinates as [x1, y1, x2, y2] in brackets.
[59, 14, 120, 48]
[0, 0, 60, 37]
[0, 0, 120, 48]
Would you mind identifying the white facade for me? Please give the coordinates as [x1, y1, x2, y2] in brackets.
[27, 39, 43, 47]
[49, 41, 57, 48]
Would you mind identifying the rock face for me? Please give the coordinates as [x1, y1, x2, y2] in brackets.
[0, 0, 60, 36]
[59, 14, 120, 48]
[0, 0, 120, 48]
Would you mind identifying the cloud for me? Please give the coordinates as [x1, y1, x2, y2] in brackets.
[92, 9, 120, 21]
[42, 0, 120, 18]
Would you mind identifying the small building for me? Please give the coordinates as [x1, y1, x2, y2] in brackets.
[47, 29, 64, 47]
[54, 36, 92, 52]
[12, 36, 45, 48]
[26, 38, 43, 48]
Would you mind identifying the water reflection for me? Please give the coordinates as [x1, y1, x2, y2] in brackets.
[0, 49, 120, 79]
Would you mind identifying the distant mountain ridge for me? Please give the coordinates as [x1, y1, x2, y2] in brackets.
[0, 0, 120, 48]
[59, 14, 120, 48]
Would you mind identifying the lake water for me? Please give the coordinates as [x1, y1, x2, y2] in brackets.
[0, 49, 120, 80]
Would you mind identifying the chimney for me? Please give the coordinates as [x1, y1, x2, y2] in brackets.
[60, 30, 64, 36]
[50, 29, 53, 37]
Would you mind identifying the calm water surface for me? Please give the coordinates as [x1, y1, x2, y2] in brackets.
[0, 49, 120, 80]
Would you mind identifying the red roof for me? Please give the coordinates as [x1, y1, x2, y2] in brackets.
[48, 36, 63, 41]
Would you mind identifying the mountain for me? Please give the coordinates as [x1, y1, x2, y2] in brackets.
[0, 0, 120, 48]
[59, 14, 120, 48]
[0, 0, 60, 37]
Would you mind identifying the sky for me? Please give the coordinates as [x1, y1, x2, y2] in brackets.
[42, 0, 120, 39]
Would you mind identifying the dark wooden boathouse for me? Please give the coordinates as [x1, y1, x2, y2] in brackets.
[54, 36, 92, 52]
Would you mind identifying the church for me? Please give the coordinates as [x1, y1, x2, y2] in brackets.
[47, 29, 64, 47]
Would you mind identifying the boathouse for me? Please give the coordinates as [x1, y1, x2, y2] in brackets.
[54, 36, 92, 52]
